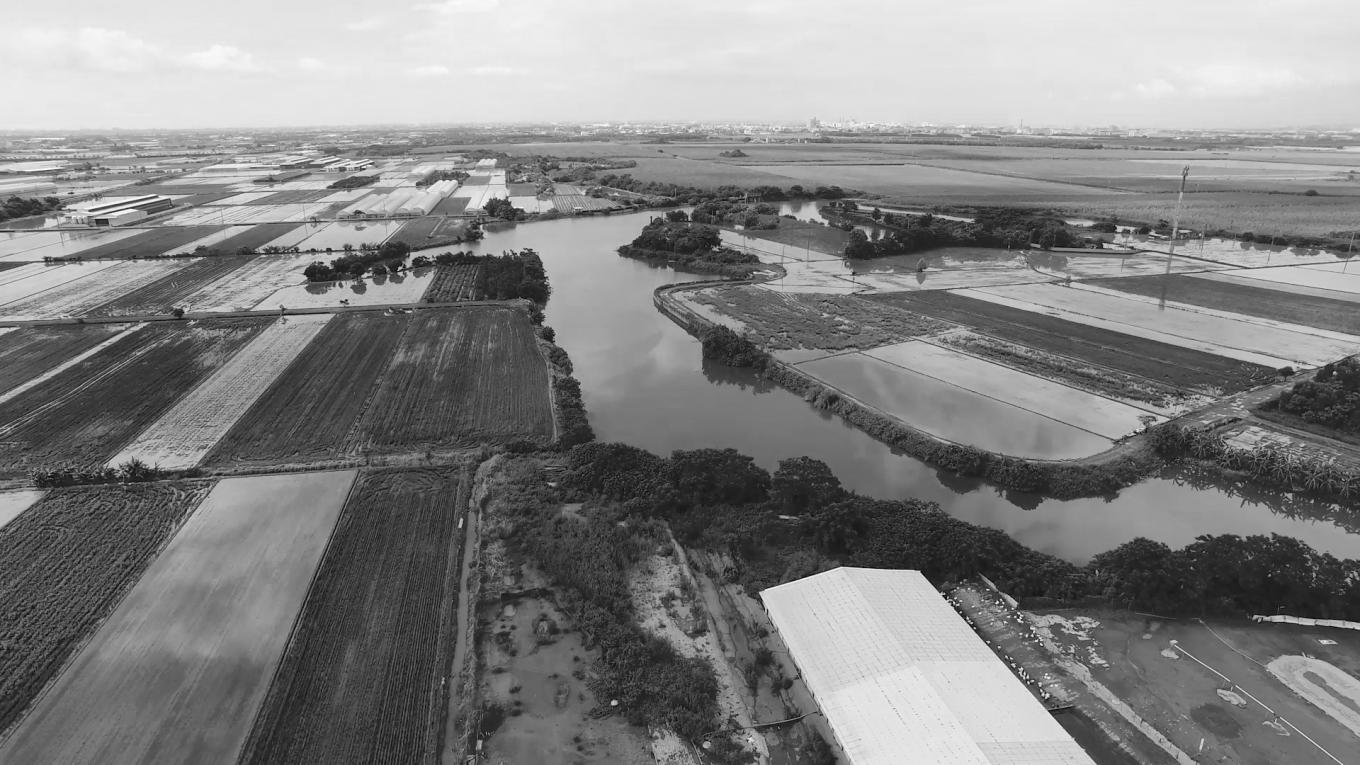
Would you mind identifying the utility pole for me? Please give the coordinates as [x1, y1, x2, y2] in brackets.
[1159, 166, 1190, 310]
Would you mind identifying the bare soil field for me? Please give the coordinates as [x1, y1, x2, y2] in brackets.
[688, 286, 948, 350]
[355, 307, 554, 452]
[1037, 612, 1360, 765]
[85, 254, 259, 317]
[208, 221, 306, 252]
[63, 225, 225, 260]
[205, 312, 406, 466]
[0, 489, 42, 532]
[867, 290, 1273, 392]
[1087, 273, 1360, 335]
[0, 482, 209, 735]
[240, 468, 464, 765]
[0, 471, 354, 765]
[178, 252, 316, 312]
[0, 318, 271, 477]
[422, 264, 482, 302]
[111, 315, 332, 469]
[0, 324, 125, 394]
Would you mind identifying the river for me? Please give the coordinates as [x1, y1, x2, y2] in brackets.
[467, 211, 1360, 564]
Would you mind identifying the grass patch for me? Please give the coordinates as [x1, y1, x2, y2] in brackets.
[691, 287, 948, 350]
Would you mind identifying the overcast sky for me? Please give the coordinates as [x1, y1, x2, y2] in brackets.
[2, 0, 1356, 130]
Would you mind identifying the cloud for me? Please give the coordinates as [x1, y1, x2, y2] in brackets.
[0, 26, 265, 75]
[183, 44, 261, 73]
[297, 57, 326, 72]
[345, 16, 387, 32]
[408, 64, 451, 77]
[471, 65, 522, 76]
[1134, 78, 1177, 99]
[414, 0, 500, 14]
[1, 27, 162, 72]
[1179, 63, 1305, 97]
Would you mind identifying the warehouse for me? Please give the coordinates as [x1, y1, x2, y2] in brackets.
[62, 195, 173, 226]
[761, 568, 1095, 765]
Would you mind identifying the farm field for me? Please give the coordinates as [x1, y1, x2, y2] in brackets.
[260, 267, 436, 309]
[0, 260, 191, 320]
[730, 219, 850, 256]
[177, 253, 316, 312]
[205, 312, 407, 466]
[432, 196, 470, 215]
[749, 162, 1128, 201]
[0, 324, 125, 393]
[0, 261, 123, 306]
[1085, 274, 1360, 335]
[0, 489, 42, 531]
[797, 351, 1113, 458]
[240, 468, 464, 765]
[111, 315, 333, 469]
[961, 283, 1357, 367]
[355, 307, 554, 452]
[1136, 237, 1342, 269]
[0, 483, 208, 735]
[252, 189, 332, 205]
[0, 228, 142, 262]
[609, 155, 798, 188]
[293, 219, 404, 250]
[387, 215, 448, 247]
[0, 471, 354, 765]
[1213, 263, 1360, 295]
[62, 225, 225, 260]
[85, 254, 258, 317]
[423, 264, 482, 302]
[866, 290, 1274, 392]
[686, 286, 947, 350]
[864, 340, 1159, 438]
[202, 221, 304, 253]
[0, 318, 270, 477]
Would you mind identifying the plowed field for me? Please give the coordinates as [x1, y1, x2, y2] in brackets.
[354, 307, 554, 452]
[422, 264, 482, 302]
[205, 312, 406, 466]
[0, 324, 125, 394]
[0, 318, 271, 477]
[0, 482, 208, 733]
[239, 468, 465, 764]
[66, 225, 225, 260]
[86, 254, 259, 317]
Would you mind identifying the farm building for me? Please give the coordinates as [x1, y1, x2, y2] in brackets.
[761, 568, 1094, 765]
[61, 194, 173, 226]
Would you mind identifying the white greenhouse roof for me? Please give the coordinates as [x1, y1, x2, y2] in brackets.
[761, 568, 1094, 765]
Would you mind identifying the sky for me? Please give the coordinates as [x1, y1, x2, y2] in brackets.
[2, 0, 1357, 130]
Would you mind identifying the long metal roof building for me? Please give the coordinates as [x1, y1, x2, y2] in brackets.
[761, 568, 1095, 765]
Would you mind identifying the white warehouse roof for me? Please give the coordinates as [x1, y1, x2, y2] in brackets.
[761, 568, 1094, 765]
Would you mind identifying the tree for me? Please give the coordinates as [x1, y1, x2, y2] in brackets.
[843, 229, 876, 259]
[771, 457, 845, 515]
[665, 209, 689, 223]
[668, 448, 770, 506]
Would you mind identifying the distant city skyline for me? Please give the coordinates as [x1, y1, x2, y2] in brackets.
[2, 0, 1357, 131]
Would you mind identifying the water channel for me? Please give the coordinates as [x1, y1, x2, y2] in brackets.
[467, 211, 1360, 564]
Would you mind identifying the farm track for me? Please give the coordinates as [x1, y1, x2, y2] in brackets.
[0, 325, 123, 394]
[422, 265, 482, 302]
[354, 307, 555, 453]
[866, 290, 1274, 392]
[0, 482, 209, 737]
[239, 468, 465, 765]
[205, 312, 408, 467]
[0, 318, 272, 477]
[85, 254, 260, 317]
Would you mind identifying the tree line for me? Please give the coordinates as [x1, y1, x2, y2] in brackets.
[558, 442, 1360, 621]
[832, 205, 1093, 259]
[1, 196, 62, 224]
